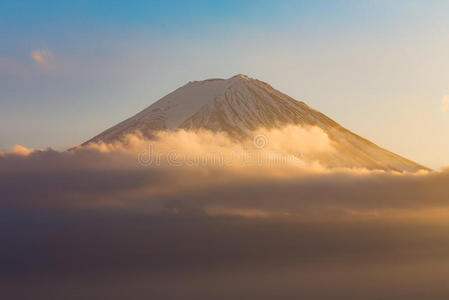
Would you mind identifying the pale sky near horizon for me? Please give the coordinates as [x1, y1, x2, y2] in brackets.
[1, 0, 449, 169]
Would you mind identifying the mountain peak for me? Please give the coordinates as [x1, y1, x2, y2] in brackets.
[188, 74, 251, 85]
[229, 74, 250, 80]
[84, 75, 428, 172]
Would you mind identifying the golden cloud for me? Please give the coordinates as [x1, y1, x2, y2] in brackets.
[30, 48, 54, 66]
[442, 95, 449, 112]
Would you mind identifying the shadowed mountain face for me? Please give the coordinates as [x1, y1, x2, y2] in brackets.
[85, 74, 427, 172]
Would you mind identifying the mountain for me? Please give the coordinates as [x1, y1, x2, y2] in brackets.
[84, 74, 427, 172]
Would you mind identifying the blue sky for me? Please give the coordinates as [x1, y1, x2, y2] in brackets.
[1, 0, 449, 168]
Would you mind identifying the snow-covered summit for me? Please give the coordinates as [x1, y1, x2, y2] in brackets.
[84, 74, 428, 172]
[88, 74, 287, 139]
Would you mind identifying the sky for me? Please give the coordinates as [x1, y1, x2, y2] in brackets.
[1, 0, 449, 169]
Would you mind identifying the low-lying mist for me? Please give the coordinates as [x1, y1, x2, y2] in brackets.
[1, 126, 449, 299]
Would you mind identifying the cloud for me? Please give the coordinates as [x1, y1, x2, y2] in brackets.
[9, 144, 35, 156]
[0, 129, 444, 217]
[80, 126, 336, 171]
[442, 95, 449, 112]
[1, 50, 76, 79]
[252, 125, 334, 154]
[1, 128, 449, 299]
[30, 48, 54, 66]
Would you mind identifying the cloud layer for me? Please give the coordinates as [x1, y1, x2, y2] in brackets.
[1, 128, 449, 299]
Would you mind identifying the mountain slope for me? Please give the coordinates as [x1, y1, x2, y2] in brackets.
[84, 74, 428, 172]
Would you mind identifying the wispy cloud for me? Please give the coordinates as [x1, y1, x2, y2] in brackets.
[30, 48, 54, 66]
[442, 95, 449, 112]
